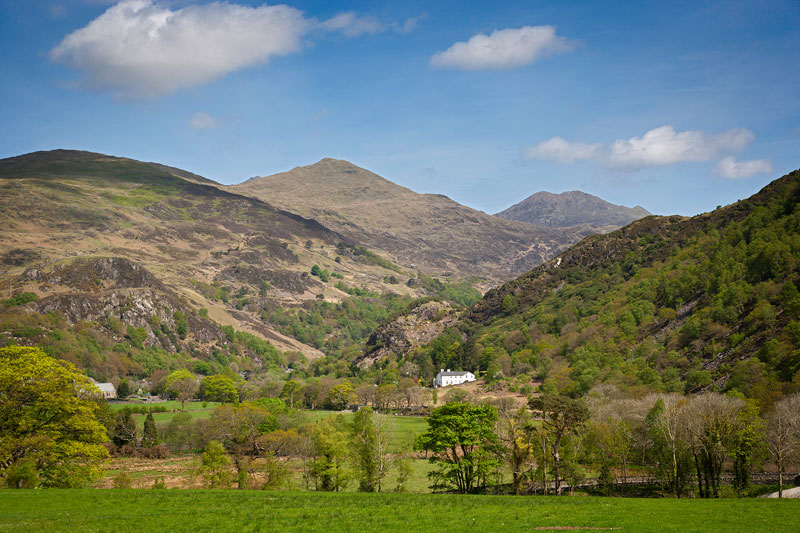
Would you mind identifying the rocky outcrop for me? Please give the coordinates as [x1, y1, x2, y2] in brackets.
[25, 257, 226, 350]
[357, 300, 458, 368]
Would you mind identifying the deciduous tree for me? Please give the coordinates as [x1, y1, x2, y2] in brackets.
[764, 393, 800, 498]
[0, 346, 108, 488]
[164, 369, 198, 411]
[528, 394, 589, 495]
[415, 402, 501, 494]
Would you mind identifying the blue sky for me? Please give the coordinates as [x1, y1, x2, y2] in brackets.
[1, 0, 798, 216]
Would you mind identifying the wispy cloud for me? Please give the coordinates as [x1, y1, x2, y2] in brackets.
[188, 112, 217, 130]
[430, 25, 574, 71]
[319, 11, 382, 37]
[714, 156, 773, 179]
[526, 125, 760, 172]
[50, 1, 402, 100]
[393, 13, 426, 34]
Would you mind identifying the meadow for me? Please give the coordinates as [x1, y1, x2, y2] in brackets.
[110, 400, 220, 428]
[1, 490, 798, 532]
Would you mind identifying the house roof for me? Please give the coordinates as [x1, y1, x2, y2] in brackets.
[95, 382, 116, 393]
[436, 371, 471, 377]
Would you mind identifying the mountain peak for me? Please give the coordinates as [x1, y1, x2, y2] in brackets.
[495, 190, 651, 228]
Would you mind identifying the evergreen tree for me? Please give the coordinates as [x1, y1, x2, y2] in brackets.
[142, 412, 158, 448]
[113, 409, 137, 448]
[116, 379, 131, 399]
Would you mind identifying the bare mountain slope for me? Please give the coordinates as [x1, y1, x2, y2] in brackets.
[0, 150, 422, 364]
[495, 190, 651, 228]
[233, 158, 598, 284]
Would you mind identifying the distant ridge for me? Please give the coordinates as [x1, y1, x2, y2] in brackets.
[495, 190, 651, 228]
[232, 158, 602, 283]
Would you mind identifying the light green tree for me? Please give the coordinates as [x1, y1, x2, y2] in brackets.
[350, 408, 392, 492]
[328, 382, 356, 411]
[165, 369, 198, 411]
[0, 346, 109, 488]
[201, 440, 232, 488]
[200, 374, 239, 403]
[312, 415, 352, 491]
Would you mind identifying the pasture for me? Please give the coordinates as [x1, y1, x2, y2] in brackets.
[1, 490, 797, 532]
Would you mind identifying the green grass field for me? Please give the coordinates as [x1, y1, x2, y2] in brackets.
[110, 400, 220, 428]
[1, 490, 797, 532]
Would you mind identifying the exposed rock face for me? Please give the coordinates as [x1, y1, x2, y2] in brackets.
[495, 190, 651, 229]
[357, 300, 458, 368]
[24, 257, 166, 292]
[25, 257, 226, 351]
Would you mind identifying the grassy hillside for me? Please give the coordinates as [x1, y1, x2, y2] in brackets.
[1, 490, 798, 532]
[0, 150, 473, 382]
[232, 158, 601, 285]
[439, 170, 800, 405]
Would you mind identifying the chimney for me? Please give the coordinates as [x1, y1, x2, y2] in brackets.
[447, 369, 450, 372]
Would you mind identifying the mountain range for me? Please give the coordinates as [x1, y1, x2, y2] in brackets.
[6, 149, 791, 403]
[0, 149, 634, 381]
[233, 158, 613, 285]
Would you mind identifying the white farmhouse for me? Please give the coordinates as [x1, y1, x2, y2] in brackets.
[94, 381, 117, 399]
[433, 369, 476, 388]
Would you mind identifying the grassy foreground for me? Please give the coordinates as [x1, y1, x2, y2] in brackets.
[1, 490, 798, 532]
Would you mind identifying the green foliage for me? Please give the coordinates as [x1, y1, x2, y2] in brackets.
[173, 311, 188, 339]
[350, 407, 391, 492]
[142, 412, 158, 448]
[1, 292, 39, 307]
[311, 265, 331, 282]
[0, 346, 109, 488]
[201, 440, 232, 488]
[113, 409, 137, 447]
[470, 172, 800, 400]
[415, 402, 501, 493]
[116, 378, 131, 399]
[408, 274, 482, 307]
[312, 415, 353, 491]
[264, 293, 416, 357]
[201, 374, 240, 403]
[336, 242, 403, 273]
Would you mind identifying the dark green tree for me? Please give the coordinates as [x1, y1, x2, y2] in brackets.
[113, 409, 137, 448]
[116, 379, 131, 399]
[415, 402, 501, 494]
[142, 412, 158, 448]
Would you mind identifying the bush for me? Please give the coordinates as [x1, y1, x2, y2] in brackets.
[4, 459, 38, 488]
[2, 292, 39, 307]
[113, 471, 133, 489]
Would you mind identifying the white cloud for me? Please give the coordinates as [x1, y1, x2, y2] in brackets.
[319, 11, 382, 37]
[714, 156, 773, 179]
[524, 137, 601, 163]
[526, 125, 758, 172]
[188, 112, 217, 130]
[393, 13, 426, 34]
[430, 25, 573, 71]
[51, 1, 391, 99]
[608, 126, 753, 169]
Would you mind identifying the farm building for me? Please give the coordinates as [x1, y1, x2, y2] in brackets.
[434, 369, 476, 388]
[94, 381, 117, 399]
